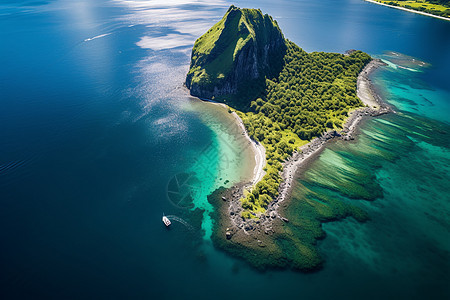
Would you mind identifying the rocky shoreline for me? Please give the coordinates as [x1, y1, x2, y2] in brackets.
[222, 58, 392, 239]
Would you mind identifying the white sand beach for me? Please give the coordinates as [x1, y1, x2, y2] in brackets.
[364, 0, 450, 22]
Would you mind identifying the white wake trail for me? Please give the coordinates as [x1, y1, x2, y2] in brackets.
[84, 33, 112, 42]
[165, 215, 195, 231]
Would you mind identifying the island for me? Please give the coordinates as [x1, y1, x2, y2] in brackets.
[365, 0, 450, 20]
[186, 5, 391, 271]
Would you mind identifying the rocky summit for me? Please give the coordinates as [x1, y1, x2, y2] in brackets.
[185, 5, 286, 108]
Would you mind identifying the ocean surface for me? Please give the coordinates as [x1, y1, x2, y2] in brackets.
[1, 0, 449, 299]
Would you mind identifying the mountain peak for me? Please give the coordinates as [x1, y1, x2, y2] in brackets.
[185, 6, 286, 109]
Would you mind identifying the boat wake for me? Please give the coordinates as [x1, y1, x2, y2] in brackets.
[84, 33, 112, 42]
[165, 215, 195, 231]
[0, 160, 26, 174]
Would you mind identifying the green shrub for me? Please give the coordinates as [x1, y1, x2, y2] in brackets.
[238, 41, 370, 215]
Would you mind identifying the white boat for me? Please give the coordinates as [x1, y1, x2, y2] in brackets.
[162, 215, 171, 227]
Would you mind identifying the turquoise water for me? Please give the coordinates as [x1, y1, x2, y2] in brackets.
[292, 54, 450, 297]
[1, 0, 449, 299]
[374, 52, 450, 123]
[183, 100, 255, 239]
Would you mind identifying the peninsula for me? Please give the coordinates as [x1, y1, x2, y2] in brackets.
[365, 0, 450, 21]
[186, 5, 390, 270]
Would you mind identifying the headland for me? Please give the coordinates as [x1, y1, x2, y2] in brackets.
[364, 0, 450, 22]
[186, 5, 392, 271]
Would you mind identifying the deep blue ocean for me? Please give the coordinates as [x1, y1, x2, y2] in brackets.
[1, 0, 449, 299]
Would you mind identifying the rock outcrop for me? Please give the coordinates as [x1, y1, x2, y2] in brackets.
[185, 5, 286, 107]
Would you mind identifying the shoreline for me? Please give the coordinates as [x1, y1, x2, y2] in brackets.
[186, 99, 267, 230]
[277, 58, 392, 206]
[364, 0, 450, 22]
[224, 58, 392, 233]
[230, 112, 266, 186]
[188, 96, 266, 188]
[188, 58, 391, 239]
[194, 58, 391, 270]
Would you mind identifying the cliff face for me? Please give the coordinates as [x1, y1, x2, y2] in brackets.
[185, 5, 286, 107]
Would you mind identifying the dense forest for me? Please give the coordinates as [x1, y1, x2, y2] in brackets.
[237, 41, 371, 218]
[432, 0, 449, 5]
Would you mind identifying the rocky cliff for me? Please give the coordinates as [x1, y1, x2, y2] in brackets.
[185, 5, 286, 108]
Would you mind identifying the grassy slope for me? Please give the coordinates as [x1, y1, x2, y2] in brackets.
[187, 6, 281, 92]
[186, 6, 286, 111]
[376, 0, 450, 17]
[187, 8, 238, 86]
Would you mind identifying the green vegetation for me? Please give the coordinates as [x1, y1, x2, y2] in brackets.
[209, 182, 370, 271]
[186, 6, 379, 271]
[378, 0, 450, 18]
[186, 6, 371, 218]
[238, 42, 371, 217]
[209, 99, 448, 271]
[186, 5, 286, 110]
